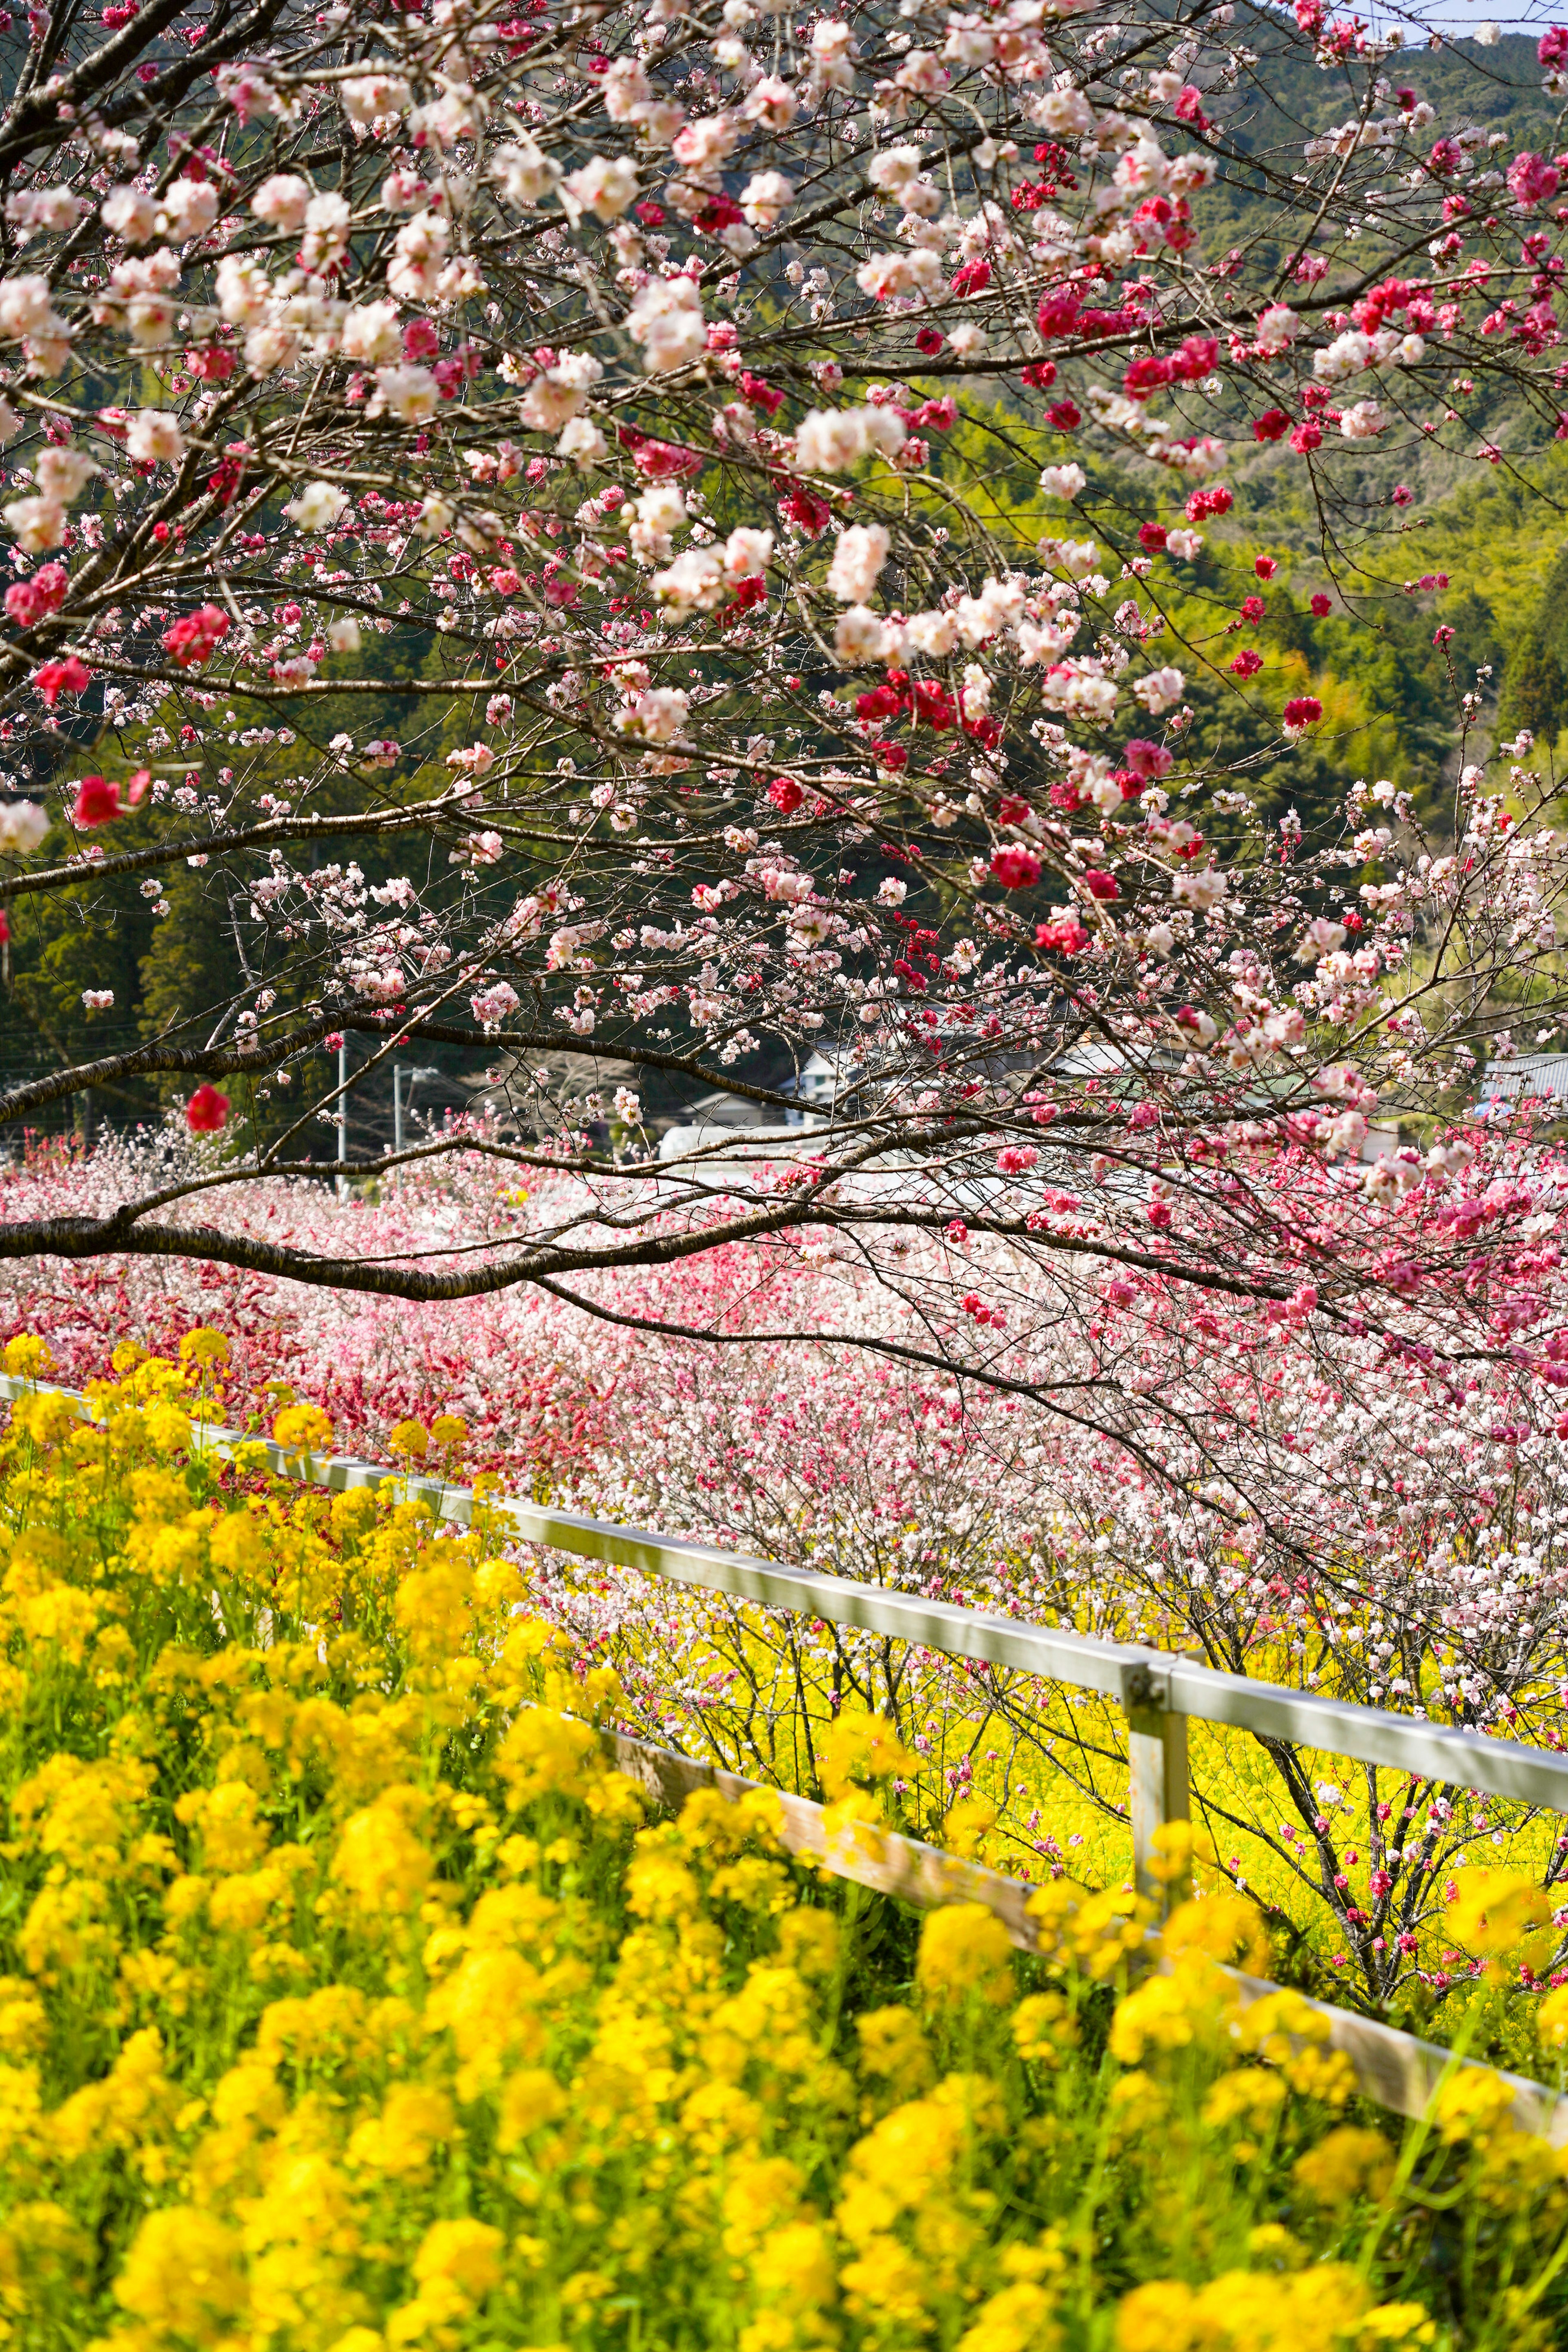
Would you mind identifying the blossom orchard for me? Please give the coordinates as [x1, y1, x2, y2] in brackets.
[0, 0, 1559, 1408]
[9, 1135, 1568, 2015]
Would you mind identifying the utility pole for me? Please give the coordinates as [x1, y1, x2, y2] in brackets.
[336, 1038, 348, 1200]
[392, 1063, 441, 1163]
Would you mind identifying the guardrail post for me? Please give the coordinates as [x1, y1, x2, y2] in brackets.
[1121, 1657, 1191, 1912]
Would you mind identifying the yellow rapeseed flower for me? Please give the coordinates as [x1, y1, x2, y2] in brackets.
[347, 2084, 455, 2178]
[332, 1788, 435, 1918]
[1117, 2265, 1374, 2350]
[1109, 1951, 1236, 2066]
[817, 1711, 919, 1800]
[413, 2217, 505, 2301]
[1293, 2125, 1395, 2208]
[114, 2207, 248, 2337]
[1446, 1868, 1553, 1962]
[272, 1402, 334, 1453]
[916, 1902, 1016, 2005]
[1433, 2067, 1520, 2147]
[177, 1327, 231, 1368]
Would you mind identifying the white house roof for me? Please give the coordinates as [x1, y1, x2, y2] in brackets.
[1478, 1054, 1568, 1102]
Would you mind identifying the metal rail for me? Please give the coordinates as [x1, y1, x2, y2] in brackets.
[8, 1371, 1568, 1886]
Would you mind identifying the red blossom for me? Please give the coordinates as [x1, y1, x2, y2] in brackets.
[738, 371, 785, 416]
[1036, 285, 1082, 337]
[856, 679, 911, 723]
[72, 775, 121, 826]
[910, 679, 957, 731]
[1123, 353, 1175, 401]
[33, 657, 89, 707]
[5, 563, 66, 628]
[186, 1085, 230, 1133]
[779, 487, 831, 536]
[991, 846, 1041, 889]
[1186, 486, 1233, 522]
[695, 192, 745, 234]
[1035, 918, 1089, 953]
[1509, 151, 1561, 210]
[1174, 334, 1217, 378]
[622, 430, 704, 480]
[162, 604, 231, 669]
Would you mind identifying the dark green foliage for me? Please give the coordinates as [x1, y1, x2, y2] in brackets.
[1498, 541, 1568, 744]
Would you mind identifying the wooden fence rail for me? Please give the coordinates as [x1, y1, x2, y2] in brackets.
[7, 1369, 1567, 2138]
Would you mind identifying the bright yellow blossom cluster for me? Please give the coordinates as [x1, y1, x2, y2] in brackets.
[1, 1333, 1566, 2352]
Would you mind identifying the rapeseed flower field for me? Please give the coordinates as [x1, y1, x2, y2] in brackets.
[3, 1332, 1568, 2351]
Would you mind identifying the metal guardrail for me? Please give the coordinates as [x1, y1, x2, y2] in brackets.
[9, 1368, 1568, 2134]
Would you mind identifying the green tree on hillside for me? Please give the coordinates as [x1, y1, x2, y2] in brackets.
[1501, 637, 1566, 747]
[1499, 540, 1568, 746]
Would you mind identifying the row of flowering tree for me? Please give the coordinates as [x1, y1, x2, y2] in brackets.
[4, 1128, 1568, 2018]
